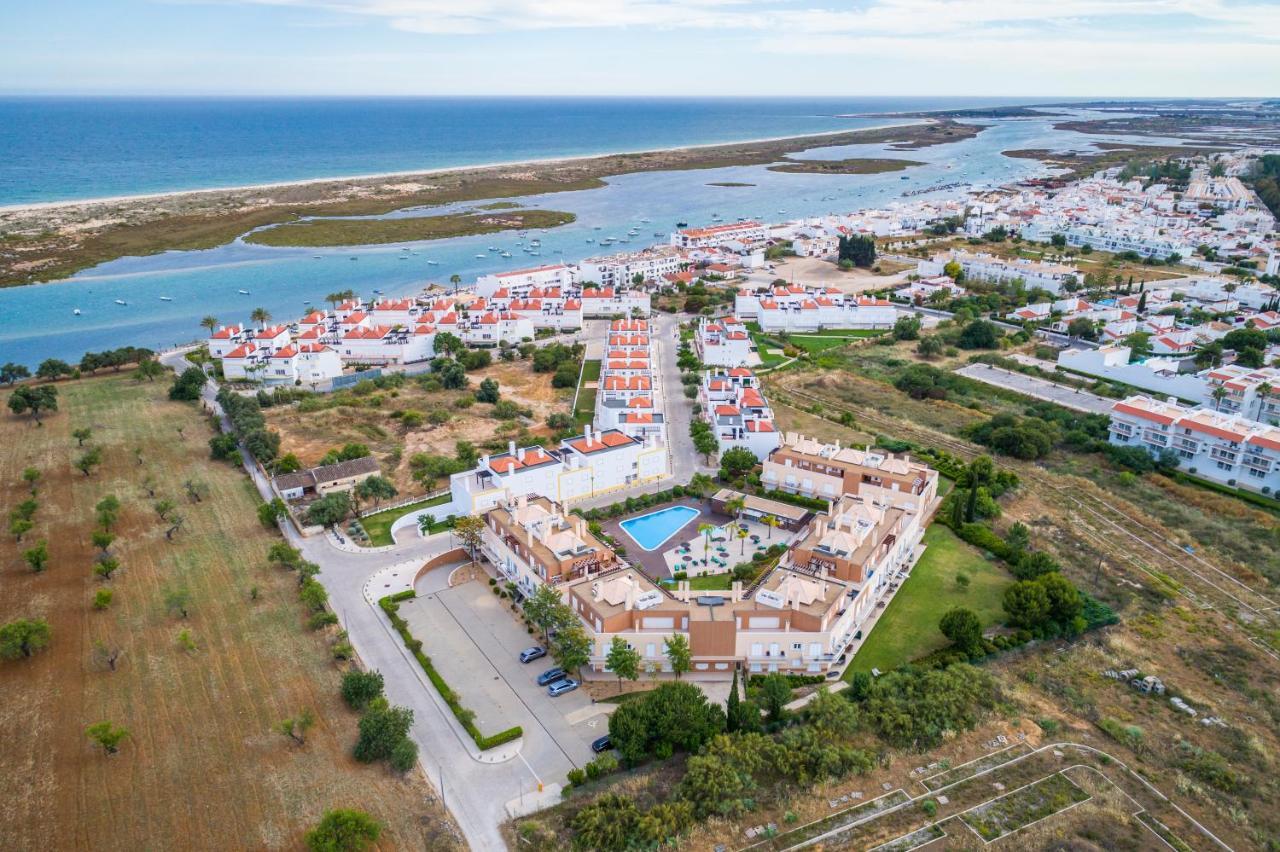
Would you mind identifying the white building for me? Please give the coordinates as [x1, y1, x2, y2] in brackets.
[700, 368, 781, 460]
[475, 264, 577, 298]
[694, 316, 756, 367]
[448, 427, 670, 516]
[1109, 396, 1280, 494]
[917, 250, 1081, 295]
[670, 221, 767, 249]
[579, 246, 684, 287]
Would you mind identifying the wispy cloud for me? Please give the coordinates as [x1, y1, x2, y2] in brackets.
[215, 0, 1280, 40]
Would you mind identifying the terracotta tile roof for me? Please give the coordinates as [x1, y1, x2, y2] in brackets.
[568, 430, 635, 454]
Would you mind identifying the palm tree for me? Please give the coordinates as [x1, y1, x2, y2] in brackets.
[1255, 382, 1274, 422]
[737, 527, 749, 555]
[1211, 385, 1228, 412]
[250, 307, 271, 329]
[725, 494, 746, 522]
[687, 472, 714, 507]
[763, 514, 779, 540]
[697, 523, 716, 568]
[200, 315, 218, 334]
[449, 274, 462, 294]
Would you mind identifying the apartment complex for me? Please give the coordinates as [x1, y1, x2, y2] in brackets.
[596, 318, 667, 443]
[760, 433, 940, 516]
[735, 284, 897, 332]
[481, 495, 618, 598]
[670, 220, 766, 249]
[447, 426, 670, 516]
[699, 367, 781, 460]
[562, 490, 924, 677]
[917, 250, 1081, 295]
[1108, 396, 1280, 494]
[579, 246, 684, 288]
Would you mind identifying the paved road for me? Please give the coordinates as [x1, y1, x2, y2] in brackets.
[159, 347, 547, 851]
[156, 315, 719, 849]
[955, 363, 1117, 415]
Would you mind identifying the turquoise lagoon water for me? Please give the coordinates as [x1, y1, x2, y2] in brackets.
[0, 103, 1195, 366]
[620, 505, 701, 551]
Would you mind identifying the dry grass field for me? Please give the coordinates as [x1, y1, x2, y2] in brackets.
[0, 374, 459, 851]
[265, 360, 570, 493]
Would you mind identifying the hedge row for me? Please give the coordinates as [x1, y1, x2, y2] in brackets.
[1169, 471, 1280, 513]
[379, 594, 523, 751]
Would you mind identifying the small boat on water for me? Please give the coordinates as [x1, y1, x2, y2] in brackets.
[676, 221, 688, 228]
[114, 299, 127, 306]
[238, 289, 250, 295]
[73, 308, 81, 316]
[313, 255, 323, 259]
[426, 260, 439, 265]
[592, 225, 602, 231]
[488, 246, 499, 252]
[349, 256, 358, 261]
[585, 238, 594, 243]
[474, 254, 486, 259]
[399, 256, 408, 260]
[500, 252, 512, 258]
[372, 289, 383, 294]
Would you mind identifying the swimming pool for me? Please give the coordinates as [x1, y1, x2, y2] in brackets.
[620, 505, 700, 551]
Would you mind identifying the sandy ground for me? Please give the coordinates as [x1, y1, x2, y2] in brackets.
[745, 256, 911, 293]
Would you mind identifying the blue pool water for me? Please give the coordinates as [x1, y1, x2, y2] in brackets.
[620, 505, 700, 552]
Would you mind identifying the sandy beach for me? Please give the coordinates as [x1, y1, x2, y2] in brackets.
[0, 120, 925, 215]
[0, 118, 975, 287]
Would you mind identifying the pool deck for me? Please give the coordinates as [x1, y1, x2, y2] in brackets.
[603, 498, 729, 580]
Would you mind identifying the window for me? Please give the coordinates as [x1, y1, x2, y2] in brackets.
[1216, 461, 1233, 471]
[750, 643, 764, 657]
[645, 642, 657, 658]
[792, 643, 803, 651]
[1248, 468, 1265, 479]
[809, 643, 822, 657]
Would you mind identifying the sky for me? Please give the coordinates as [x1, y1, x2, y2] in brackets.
[2, 0, 1278, 97]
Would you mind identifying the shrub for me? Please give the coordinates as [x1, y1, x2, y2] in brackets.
[340, 669, 385, 710]
[305, 809, 381, 852]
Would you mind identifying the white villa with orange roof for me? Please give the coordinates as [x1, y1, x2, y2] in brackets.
[735, 284, 898, 332]
[694, 316, 755, 367]
[447, 426, 669, 515]
[1109, 395, 1280, 493]
[700, 367, 781, 460]
[670, 220, 766, 250]
[595, 319, 667, 442]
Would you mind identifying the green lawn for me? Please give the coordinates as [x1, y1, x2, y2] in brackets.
[845, 525, 1013, 676]
[574, 359, 601, 426]
[787, 332, 884, 354]
[360, 493, 452, 546]
[686, 573, 734, 590]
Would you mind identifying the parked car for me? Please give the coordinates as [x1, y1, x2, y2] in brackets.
[546, 678, 580, 697]
[590, 734, 613, 753]
[519, 646, 547, 664]
[536, 667, 567, 686]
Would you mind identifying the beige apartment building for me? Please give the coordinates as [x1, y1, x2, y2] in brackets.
[761, 433, 939, 516]
[482, 495, 618, 598]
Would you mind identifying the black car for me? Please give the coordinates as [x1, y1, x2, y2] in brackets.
[536, 667, 567, 686]
[519, 646, 547, 663]
[591, 735, 613, 754]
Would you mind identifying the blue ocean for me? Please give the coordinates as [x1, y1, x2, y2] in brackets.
[0, 96, 1153, 366]
[0, 96, 1046, 205]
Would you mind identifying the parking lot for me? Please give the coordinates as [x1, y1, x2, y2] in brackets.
[400, 579, 610, 780]
[954, 363, 1117, 416]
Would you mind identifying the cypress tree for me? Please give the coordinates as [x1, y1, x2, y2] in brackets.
[726, 668, 741, 733]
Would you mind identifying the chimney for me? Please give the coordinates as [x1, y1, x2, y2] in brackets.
[508, 440, 517, 456]
[731, 580, 742, 602]
[517, 447, 526, 463]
